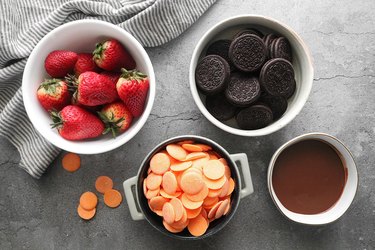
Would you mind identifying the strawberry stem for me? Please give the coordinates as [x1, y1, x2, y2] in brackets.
[97, 112, 125, 138]
[38, 79, 62, 93]
[50, 110, 64, 129]
[93, 42, 104, 60]
[120, 68, 147, 80]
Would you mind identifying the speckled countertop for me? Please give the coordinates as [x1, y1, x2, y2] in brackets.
[1, 0, 374, 249]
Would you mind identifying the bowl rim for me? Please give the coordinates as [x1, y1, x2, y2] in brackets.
[189, 14, 314, 136]
[135, 135, 242, 240]
[267, 132, 358, 225]
[22, 19, 156, 154]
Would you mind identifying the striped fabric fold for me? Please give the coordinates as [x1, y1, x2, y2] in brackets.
[0, 0, 216, 178]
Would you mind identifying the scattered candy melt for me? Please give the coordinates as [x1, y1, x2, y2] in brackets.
[72, 171, 123, 220]
[62, 153, 81, 172]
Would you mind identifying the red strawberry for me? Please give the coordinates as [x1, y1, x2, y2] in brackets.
[93, 39, 136, 71]
[98, 101, 133, 137]
[100, 71, 121, 85]
[71, 96, 103, 113]
[50, 105, 104, 140]
[74, 53, 100, 76]
[116, 69, 149, 117]
[66, 71, 118, 106]
[45, 50, 78, 77]
[37, 79, 71, 111]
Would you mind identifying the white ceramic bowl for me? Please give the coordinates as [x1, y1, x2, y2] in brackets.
[267, 133, 358, 225]
[189, 15, 314, 136]
[22, 20, 156, 154]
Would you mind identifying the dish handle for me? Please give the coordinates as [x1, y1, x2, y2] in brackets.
[229, 153, 254, 199]
[123, 176, 145, 221]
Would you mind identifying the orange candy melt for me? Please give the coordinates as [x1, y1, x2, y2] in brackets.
[150, 153, 170, 174]
[62, 153, 81, 172]
[143, 140, 235, 237]
[95, 176, 114, 194]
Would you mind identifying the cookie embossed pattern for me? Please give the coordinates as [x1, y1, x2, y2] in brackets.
[189, 15, 313, 136]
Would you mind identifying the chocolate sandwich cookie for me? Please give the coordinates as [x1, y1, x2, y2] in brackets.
[195, 55, 230, 95]
[285, 78, 296, 99]
[206, 93, 237, 121]
[206, 40, 235, 71]
[233, 28, 263, 39]
[229, 34, 267, 72]
[259, 58, 295, 97]
[271, 37, 292, 62]
[225, 72, 261, 107]
[260, 94, 288, 119]
[263, 33, 277, 57]
[236, 105, 273, 130]
[269, 39, 277, 59]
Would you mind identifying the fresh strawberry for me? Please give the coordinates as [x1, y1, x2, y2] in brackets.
[45, 50, 78, 77]
[100, 71, 121, 85]
[74, 53, 100, 76]
[93, 39, 136, 71]
[50, 105, 104, 140]
[37, 79, 71, 111]
[116, 69, 149, 117]
[71, 96, 102, 113]
[98, 101, 133, 137]
[66, 71, 118, 106]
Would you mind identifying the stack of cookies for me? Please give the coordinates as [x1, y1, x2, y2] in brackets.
[195, 28, 296, 130]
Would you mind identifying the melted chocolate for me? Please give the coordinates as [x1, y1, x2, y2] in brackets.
[272, 140, 346, 214]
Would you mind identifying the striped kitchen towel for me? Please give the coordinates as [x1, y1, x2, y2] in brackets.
[0, 0, 216, 178]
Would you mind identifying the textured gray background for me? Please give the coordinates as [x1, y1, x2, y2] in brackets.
[1, 0, 374, 249]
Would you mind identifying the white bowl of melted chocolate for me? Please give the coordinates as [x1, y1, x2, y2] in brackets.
[267, 133, 358, 225]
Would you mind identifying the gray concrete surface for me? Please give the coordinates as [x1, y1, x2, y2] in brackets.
[1, 0, 375, 249]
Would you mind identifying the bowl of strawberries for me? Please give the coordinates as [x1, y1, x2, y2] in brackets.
[22, 20, 155, 154]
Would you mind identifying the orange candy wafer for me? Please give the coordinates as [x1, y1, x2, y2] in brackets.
[181, 193, 203, 210]
[95, 176, 113, 194]
[146, 173, 162, 190]
[170, 161, 192, 172]
[146, 187, 160, 199]
[215, 199, 229, 219]
[104, 189, 123, 208]
[177, 140, 194, 146]
[150, 153, 170, 174]
[181, 144, 203, 152]
[149, 196, 168, 211]
[77, 205, 96, 220]
[80, 191, 98, 210]
[203, 160, 225, 180]
[62, 153, 81, 172]
[227, 178, 235, 196]
[208, 201, 222, 219]
[219, 178, 230, 198]
[162, 171, 178, 195]
[186, 184, 208, 202]
[166, 144, 187, 161]
[163, 220, 184, 233]
[223, 201, 231, 215]
[180, 171, 204, 195]
[203, 196, 219, 208]
[160, 189, 181, 199]
[203, 174, 226, 190]
[186, 206, 202, 219]
[195, 144, 212, 151]
[162, 202, 175, 224]
[170, 197, 184, 221]
[185, 152, 207, 161]
[224, 164, 231, 179]
[188, 214, 208, 237]
[207, 188, 222, 198]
